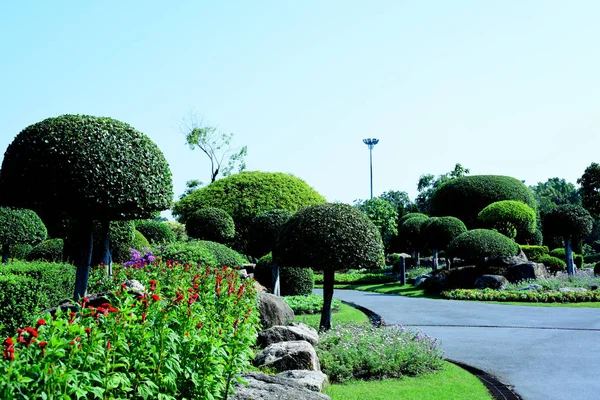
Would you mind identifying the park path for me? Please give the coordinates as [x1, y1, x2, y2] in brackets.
[314, 289, 600, 400]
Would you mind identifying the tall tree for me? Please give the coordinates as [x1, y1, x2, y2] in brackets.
[181, 112, 247, 184]
[378, 190, 417, 217]
[578, 163, 600, 218]
[354, 197, 398, 251]
[529, 178, 581, 216]
[416, 163, 470, 214]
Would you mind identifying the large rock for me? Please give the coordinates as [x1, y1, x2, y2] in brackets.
[505, 262, 550, 283]
[276, 370, 329, 392]
[413, 274, 431, 287]
[231, 372, 331, 400]
[258, 323, 319, 348]
[254, 340, 320, 372]
[474, 275, 508, 290]
[485, 250, 529, 274]
[258, 292, 294, 329]
[519, 284, 543, 291]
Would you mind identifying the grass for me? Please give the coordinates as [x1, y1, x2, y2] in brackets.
[293, 303, 369, 329]
[325, 361, 492, 400]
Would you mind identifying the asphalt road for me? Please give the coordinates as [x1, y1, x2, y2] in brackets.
[314, 289, 600, 400]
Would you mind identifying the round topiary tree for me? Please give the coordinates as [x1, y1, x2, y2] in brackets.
[477, 200, 537, 240]
[247, 209, 294, 258]
[543, 204, 593, 275]
[26, 238, 65, 262]
[0, 115, 173, 299]
[422, 216, 467, 270]
[273, 203, 384, 331]
[185, 207, 235, 244]
[195, 240, 247, 269]
[135, 220, 176, 245]
[0, 207, 47, 263]
[173, 171, 327, 252]
[447, 229, 520, 265]
[397, 214, 429, 268]
[431, 175, 537, 228]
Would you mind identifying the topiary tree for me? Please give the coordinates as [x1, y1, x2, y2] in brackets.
[431, 175, 537, 228]
[195, 240, 247, 269]
[247, 209, 294, 258]
[273, 203, 384, 331]
[397, 214, 429, 268]
[173, 171, 326, 252]
[0, 207, 47, 263]
[354, 198, 398, 252]
[135, 220, 176, 245]
[477, 200, 536, 240]
[26, 239, 65, 263]
[185, 207, 235, 244]
[422, 216, 467, 270]
[447, 229, 520, 265]
[543, 205, 593, 275]
[0, 115, 173, 299]
[164, 221, 188, 242]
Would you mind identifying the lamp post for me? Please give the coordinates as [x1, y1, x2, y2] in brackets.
[362, 138, 379, 199]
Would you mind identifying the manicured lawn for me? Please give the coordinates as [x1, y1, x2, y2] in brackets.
[293, 303, 369, 329]
[325, 361, 492, 400]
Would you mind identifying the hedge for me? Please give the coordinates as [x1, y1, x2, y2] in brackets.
[536, 254, 566, 274]
[135, 220, 176, 245]
[153, 241, 218, 267]
[26, 239, 65, 263]
[519, 245, 549, 261]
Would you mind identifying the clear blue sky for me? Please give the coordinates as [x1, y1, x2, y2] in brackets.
[1, 1, 599, 219]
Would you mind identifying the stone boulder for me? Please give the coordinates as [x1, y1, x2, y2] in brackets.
[259, 292, 294, 329]
[474, 275, 508, 290]
[258, 323, 319, 348]
[276, 370, 329, 393]
[231, 372, 331, 400]
[254, 340, 320, 372]
[124, 279, 145, 293]
[413, 274, 431, 287]
[485, 249, 529, 275]
[505, 262, 550, 283]
[42, 292, 113, 316]
[519, 284, 543, 291]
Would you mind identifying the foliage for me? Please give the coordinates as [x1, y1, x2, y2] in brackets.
[9, 244, 32, 261]
[447, 229, 519, 260]
[163, 221, 188, 242]
[282, 294, 342, 315]
[254, 253, 313, 296]
[152, 241, 218, 267]
[477, 200, 536, 239]
[0, 207, 47, 248]
[575, 254, 584, 269]
[595, 262, 600, 276]
[578, 162, 600, 218]
[185, 207, 235, 243]
[354, 198, 398, 251]
[195, 240, 247, 269]
[505, 274, 600, 291]
[247, 209, 293, 258]
[549, 248, 570, 259]
[431, 175, 536, 228]
[314, 272, 395, 285]
[397, 214, 429, 250]
[529, 178, 581, 216]
[112, 230, 150, 264]
[519, 228, 543, 246]
[398, 213, 429, 226]
[317, 323, 444, 383]
[134, 220, 176, 245]
[442, 288, 600, 303]
[0, 260, 260, 399]
[536, 254, 566, 274]
[519, 245, 549, 261]
[378, 190, 417, 216]
[423, 216, 467, 251]
[544, 204, 594, 240]
[274, 203, 385, 272]
[26, 239, 65, 263]
[415, 163, 470, 214]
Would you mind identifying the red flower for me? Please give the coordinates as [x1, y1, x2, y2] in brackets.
[85, 327, 91, 338]
[24, 327, 38, 338]
[5, 337, 14, 346]
[106, 339, 111, 351]
[36, 319, 46, 328]
[39, 341, 48, 356]
[151, 294, 160, 302]
[141, 313, 147, 323]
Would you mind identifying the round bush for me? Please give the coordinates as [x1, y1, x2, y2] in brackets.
[247, 209, 294, 258]
[397, 214, 429, 250]
[153, 241, 218, 266]
[135, 220, 176, 245]
[544, 205, 593, 240]
[10, 244, 33, 260]
[398, 213, 429, 226]
[519, 245, 549, 261]
[537, 254, 567, 274]
[113, 230, 150, 263]
[0, 207, 47, 248]
[517, 228, 543, 246]
[423, 216, 467, 251]
[477, 200, 536, 239]
[185, 207, 235, 243]
[431, 175, 536, 228]
[447, 229, 520, 261]
[254, 253, 314, 296]
[164, 221, 188, 242]
[196, 240, 247, 269]
[26, 239, 65, 262]
[549, 248, 568, 259]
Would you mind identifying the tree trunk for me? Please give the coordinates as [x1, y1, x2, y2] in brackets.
[73, 219, 94, 301]
[271, 264, 280, 296]
[565, 236, 575, 276]
[319, 269, 335, 332]
[414, 249, 420, 268]
[446, 257, 452, 270]
[399, 257, 406, 285]
[99, 219, 113, 276]
[432, 248, 438, 271]
[1, 244, 9, 264]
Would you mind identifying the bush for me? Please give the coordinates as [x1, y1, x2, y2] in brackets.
[431, 175, 536, 228]
[518, 228, 543, 246]
[398, 213, 428, 226]
[112, 230, 150, 263]
[0, 207, 47, 259]
[447, 229, 519, 261]
[153, 241, 218, 266]
[477, 200, 536, 239]
[575, 254, 584, 269]
[247, 209, 294, 258]
[397, 214, 429, 251]
[282, 294, 342, 315]
[549, 248, 568, 259]
[423, 216, 467, 251]
[313, 272, 395, 285]
[355, 198, 398, 251]
[442, 288, 600, 303]
[135, 220, 176, 245]
[519, 245, 549, 261]
[164, 221, 187, 242]
[185, 207, 235, 243]
[26, 239, 65, 262]
[255, 253, 313, 296]
[196, 240, 247, 269]
[595, 262, 600, 276]
[537, 254, 566, 274]
[9, 244, 33, 260]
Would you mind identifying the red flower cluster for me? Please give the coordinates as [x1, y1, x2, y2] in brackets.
[3, 337, 14, 361]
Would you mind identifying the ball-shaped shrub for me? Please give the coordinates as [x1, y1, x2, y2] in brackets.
[0, 207, 47, 248]
[247, 209, 294, 258]
[163, 221, 188, 242]
[477, 200, 536, 239]
[397, 214, 429, 250]
[152, 241, 218, 266]
[519, 245, 549, 261]
[423, 216, 467, 251]
[447, 229, 519, 261]
[537, 254, 567, 274]
[543, 204, 593, 240]
[112, 230, 150, 264]
[517, 228, 543, 246]
[254, 253, 314, 296]
[398, 213, 429, 226]
[26, 239, 65, 262]
[431, 175, 536, 228]
[195, 240, 247, 269]
[10, 244, 33, 260]
[185, 207, 235, 243]
[135, 220, 176, 245]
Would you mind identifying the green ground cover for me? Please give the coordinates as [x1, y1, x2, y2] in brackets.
[293, 303, 369, 329]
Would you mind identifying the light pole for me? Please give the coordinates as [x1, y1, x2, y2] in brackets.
[362, 138, 379, 199]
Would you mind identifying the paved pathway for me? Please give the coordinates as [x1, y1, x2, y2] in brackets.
[314, 289, 600, 400]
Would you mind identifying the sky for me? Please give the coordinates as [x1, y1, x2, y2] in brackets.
[1, 1, 599, 220]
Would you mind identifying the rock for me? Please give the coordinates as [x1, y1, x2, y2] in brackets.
[474, 275, 508, 290]
[231, 372, 331, 400]
[254, 340, 320, 372]
[276, 370, 329, 392]
[239, 269, 249, 280]
[518, 284, 543, 291]
[413, 274, 431, 287]
[41, 292, 113, 316]
[486, 249, 529, 273]
[420, 257, 447, 269]
[505, 262, 550, 283]
[124, 279, 145, 293]
[258, 323, 319, 348]
[243, 263, 256, 274]
[559, 287, 588, 293]
[258, 292, 295, 329]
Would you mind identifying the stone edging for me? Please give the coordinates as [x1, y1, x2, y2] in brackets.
[339, 299, 523, 400]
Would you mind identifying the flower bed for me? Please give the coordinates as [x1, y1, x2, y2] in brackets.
[314, 272, 395, 285]
[442, 288, 600, 303]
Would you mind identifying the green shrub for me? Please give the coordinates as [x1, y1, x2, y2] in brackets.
[423, 216, 467, 251]
[398, 213, 428, 226]
[247, 209, 293, 258]
[518, 228, 543, 246]
[355, 198, 398, 251]
[519, 245, 549, 261]
[575, 254, 584, 269]
[135, 220, 176, 245]
[549, 248, 567, 259]
[585, 253, 600, 264]
[313, 273, 395, 285]
[447, 229, 519, 261]
[537, 254, 566, 274]
[164, 221, 187, 242]
[26, 239, 65, 262]
[0, 207, 47, 260]
[595, 262, 600, 276]
[442, 288, 600, 303]
[9, 244, 33, 260]
[282, 294, 342, 315]
[112, 230, 150, 263]
[255, 253, 313, 296]
[153, 241, 218, 266]
[431, 175, 536, 228]
[477, 200, 536, 239]
[185, 207, 235, 243]
[0, 274, 48, 337]
[397, 214, 429, 252]
[196, 240, 247, 269]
